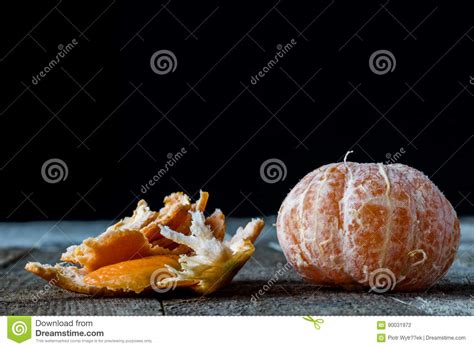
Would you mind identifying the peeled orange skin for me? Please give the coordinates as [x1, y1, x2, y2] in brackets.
[276, 162, 460, 292]
[84, 255, 181, 293]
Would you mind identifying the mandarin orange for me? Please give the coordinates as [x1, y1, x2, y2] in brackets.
[277, 162, 460, 292]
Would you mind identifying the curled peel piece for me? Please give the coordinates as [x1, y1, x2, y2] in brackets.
[25, 262, 112, 296]
[142, 192, 192, 243]
[61, 192, 204, 271]
[157, 211, 265, 294]
[143, 191, 209, 249]
[83, 255, 181, 293]
[60, 229, 178, 273]
[204, 209, 226, 242]
[25, 256, 183, 295]
[25, 191, 264, 296]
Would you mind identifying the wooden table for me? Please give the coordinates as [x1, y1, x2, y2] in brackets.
[1, 218, 473, 315]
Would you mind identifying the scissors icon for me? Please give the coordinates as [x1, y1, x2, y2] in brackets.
[303, 316, 324, 330]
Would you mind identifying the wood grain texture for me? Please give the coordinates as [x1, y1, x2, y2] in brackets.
[0, 248, 29, 268]
[0, 220, 473, 316]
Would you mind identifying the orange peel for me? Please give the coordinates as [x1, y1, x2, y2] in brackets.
[157, 211, 264, 294]
[25, 191, 264, 296]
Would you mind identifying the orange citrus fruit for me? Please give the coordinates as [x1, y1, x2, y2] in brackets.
[277, 162, 460, 291]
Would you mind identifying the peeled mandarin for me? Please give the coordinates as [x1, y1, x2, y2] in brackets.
[276, 162, 460, 291]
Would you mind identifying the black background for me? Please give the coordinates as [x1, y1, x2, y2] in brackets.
[1, 0, 473, 221]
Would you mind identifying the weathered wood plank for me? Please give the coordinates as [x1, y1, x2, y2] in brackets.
[0, 220, 473, 316]
[1, 297, 164, 316]
[162, 284, 428, 316]
[162, 248, 474, 316]
[1, 246, 473, 316]
[0, 248, 30, 268]
[0, 249, 166, 316]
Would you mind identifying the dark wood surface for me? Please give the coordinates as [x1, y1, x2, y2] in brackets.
[0, 220, 473, 316]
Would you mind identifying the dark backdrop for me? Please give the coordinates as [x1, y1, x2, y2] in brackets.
[1, 0, 473, 220]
